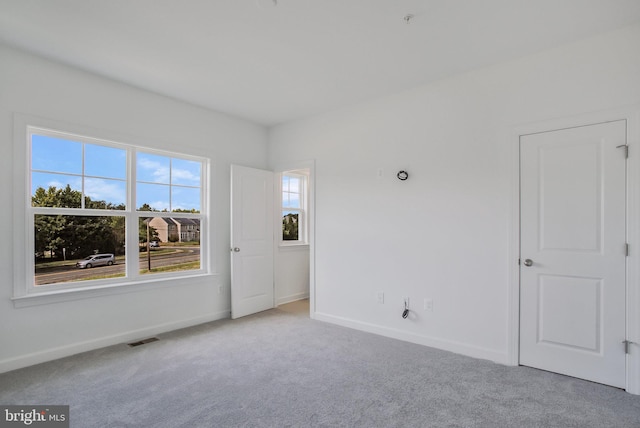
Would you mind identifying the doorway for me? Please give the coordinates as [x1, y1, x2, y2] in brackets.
[230, 161, 315, 319]
[274, 163, 314, 314]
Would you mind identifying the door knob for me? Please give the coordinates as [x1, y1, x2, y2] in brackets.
[523, 259, 533, 267]
[233, 247, 240, 252]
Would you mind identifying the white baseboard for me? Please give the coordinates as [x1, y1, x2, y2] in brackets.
[276, 292, 309, 306]
[314, 312, 509, 365]
[0, 310, 230, 374]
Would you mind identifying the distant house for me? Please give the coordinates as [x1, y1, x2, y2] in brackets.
[148, 218, 200, 243]
[175, 218, 200, 242]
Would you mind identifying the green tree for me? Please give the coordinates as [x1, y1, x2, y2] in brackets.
[282, 213, 299, 241]
[33, 185, 124, 259]
[173, 208, 200, 213]
[86, 197, 125, 210]
[139, 219, 160, 244]
[34, 214, 66, 257]
[32, 185, 81, 208]
[138, 203, 155, 212]
[109, 216, 126, 253]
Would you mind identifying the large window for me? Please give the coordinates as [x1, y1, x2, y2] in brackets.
[27, 126, 208, 293]
[281, 170, 308, 245]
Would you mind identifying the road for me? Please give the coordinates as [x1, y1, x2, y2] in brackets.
[35, 247, 200, 286]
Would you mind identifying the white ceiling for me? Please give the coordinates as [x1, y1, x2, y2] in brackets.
[1, 1, 639, 126]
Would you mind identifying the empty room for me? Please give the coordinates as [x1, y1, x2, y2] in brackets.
[1, 1, 640, 427]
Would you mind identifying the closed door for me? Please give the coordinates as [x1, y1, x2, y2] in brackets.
[520, 120, 627, 388]
[230, 165, 274, 319]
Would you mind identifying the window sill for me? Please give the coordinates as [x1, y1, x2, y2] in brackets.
[12, 273, 217, 308]
[278, 243, 309, 251]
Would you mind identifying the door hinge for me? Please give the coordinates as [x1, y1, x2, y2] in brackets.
[626, 243, 630, 257]
[616, 144, 629, 159]
[623, 340, 637, 354]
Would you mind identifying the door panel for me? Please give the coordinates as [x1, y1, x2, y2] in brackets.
[538, 142, 600, 251]
[520, 120, 626, 388]
[538, 275, 601, 351]
[231, 165, 274, 319]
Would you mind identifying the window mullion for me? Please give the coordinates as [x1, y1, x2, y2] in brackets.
[127, 149, 137, 280]
[81, 142, 85, 209]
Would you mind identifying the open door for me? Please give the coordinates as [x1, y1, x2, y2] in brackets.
[230, 165, 274, 319]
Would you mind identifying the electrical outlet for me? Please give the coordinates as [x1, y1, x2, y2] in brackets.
[376, 291, 384, 304]
[424, 298, 433, 312]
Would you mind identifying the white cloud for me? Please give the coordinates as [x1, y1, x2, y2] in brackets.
[137, 157, 170, 183]
[172, 168, 200, 185]
[137, 155, 200, 186]
[45, 177, 81, 190]
[150, 200, 170, 211]
[46, 180, 64, 188]
[85, 178, 126, 204]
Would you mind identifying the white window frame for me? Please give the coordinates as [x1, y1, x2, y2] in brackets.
[280, 170, 308, 246]
[12, 115, 211, 306]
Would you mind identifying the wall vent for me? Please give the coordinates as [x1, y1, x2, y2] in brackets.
[127, 337, 159, 347]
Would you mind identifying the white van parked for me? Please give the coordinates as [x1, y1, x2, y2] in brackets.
[75, 254, 115, 269]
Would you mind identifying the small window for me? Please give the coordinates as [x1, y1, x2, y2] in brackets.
[281, 170, 308, 245]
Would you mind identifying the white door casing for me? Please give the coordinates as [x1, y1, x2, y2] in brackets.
[519, 120, 627, 388]
[230, 165, 274, 319]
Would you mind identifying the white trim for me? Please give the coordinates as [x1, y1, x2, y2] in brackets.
[276, 291, 310, 306]
[509, 105, 640, 394]
[507, 125, 521, 367]
[625, 109, 640, 394]
[0, 309, 229, 374]
[13, 114, 29, 302]
[315, 312, 508, 364]
[277, 244, 310, 251]
[12, 273, 219, 308]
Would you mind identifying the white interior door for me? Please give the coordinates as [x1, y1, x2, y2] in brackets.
[520, 120, 627, 388]
[230, 165, 274, 319]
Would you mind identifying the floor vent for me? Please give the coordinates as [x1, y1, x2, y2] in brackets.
[127, 337, 159, 347]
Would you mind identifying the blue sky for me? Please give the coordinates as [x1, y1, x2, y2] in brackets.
[282, 175, 300, 208]
[31, 134, 201, 211]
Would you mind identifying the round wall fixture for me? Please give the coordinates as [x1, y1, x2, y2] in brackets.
[397, 170, 409, 181]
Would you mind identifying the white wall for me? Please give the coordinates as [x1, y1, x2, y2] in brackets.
[274, 246, 310, 306]
[0, 44, 268, 372]
[268, 24, 640, 363]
